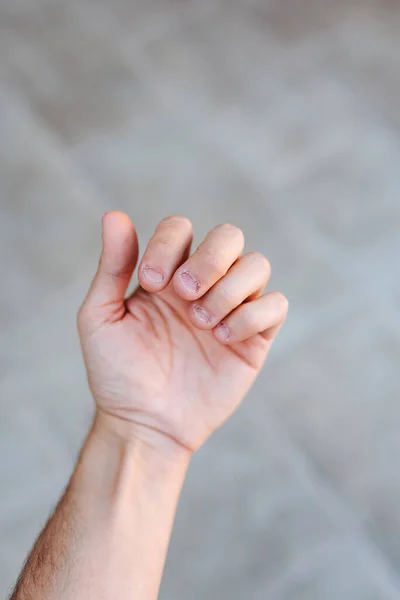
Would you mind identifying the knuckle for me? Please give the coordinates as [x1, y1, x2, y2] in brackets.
[243, 308, 259, 332]
[247, 252, 271, 274]
[203, 251, 227, 277]
[77, 306, 89, 330]
[160, 215, 192, 231]
[155, 234, 175, 249]
[215, 223, 244, 243]
[104, 263, 133, 280]
[219, 285, 237, 305]
[274, 292, 289, 315]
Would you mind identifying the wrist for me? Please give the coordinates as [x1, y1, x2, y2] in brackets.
[72, 410, 191, 513]
[92, 409, 193, 468]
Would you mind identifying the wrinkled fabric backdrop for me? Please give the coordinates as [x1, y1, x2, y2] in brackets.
[0, 1, 400, 598]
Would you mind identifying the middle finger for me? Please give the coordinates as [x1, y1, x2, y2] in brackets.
[172, 223, 245, 301]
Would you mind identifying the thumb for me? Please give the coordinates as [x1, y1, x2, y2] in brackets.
[82, 211, 139, 320]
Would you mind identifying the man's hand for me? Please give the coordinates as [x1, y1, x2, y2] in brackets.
[78, 212, 288, 453]
[12, 212, 288, 600]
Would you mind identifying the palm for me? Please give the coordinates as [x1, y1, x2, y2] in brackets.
[85, 283, 268, 451]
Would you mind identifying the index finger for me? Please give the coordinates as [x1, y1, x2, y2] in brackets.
[138, 216, 193, 292]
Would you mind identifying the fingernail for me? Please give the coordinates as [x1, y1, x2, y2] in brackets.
[215, 323, 231, 342]
[193, 304, 212, 323]
[143, 266, 164, 284]
[179, 271, 200, 293]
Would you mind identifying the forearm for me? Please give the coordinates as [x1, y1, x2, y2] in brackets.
[11, 412, 191, 600]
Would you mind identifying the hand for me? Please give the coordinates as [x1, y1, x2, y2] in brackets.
[78, 212, 288, 453]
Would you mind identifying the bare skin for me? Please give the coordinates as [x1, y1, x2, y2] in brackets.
[10, 212, 288, 600]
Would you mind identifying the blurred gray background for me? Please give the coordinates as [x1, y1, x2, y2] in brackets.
[1, 0, 400, 598]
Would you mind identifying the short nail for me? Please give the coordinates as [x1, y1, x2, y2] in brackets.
[215, 323, 231, 342]
[179, 271, 200, 293]
[143, 266, 164, 284]
[193, 304, 212, 324]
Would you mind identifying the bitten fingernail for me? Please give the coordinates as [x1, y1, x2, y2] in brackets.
[143, 266, 164, 284]
[179, 271, 200, 293]
[215, 323, 231, 341]
[193, 304, 212, 323]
